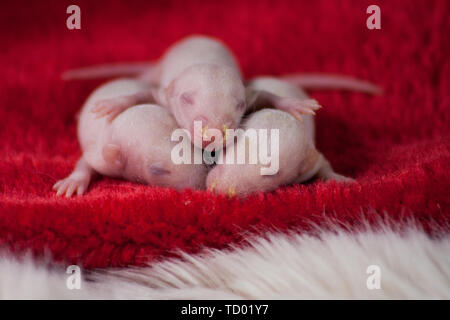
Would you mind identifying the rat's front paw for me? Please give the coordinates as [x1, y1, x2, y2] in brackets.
[53, 176, 90, 197]
[91, 97, 130, 122]
[276, 98, 322, 122]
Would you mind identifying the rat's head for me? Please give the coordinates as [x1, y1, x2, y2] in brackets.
[113, 105, 208, 190]
[165, 64, 246, 150]
[138, 139, 208, 190]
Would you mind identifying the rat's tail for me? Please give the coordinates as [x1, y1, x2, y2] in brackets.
[62, 62, 155, 80]
[282, 73, 382, 95]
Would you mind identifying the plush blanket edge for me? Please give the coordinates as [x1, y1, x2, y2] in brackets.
[1, 222, 448, 299]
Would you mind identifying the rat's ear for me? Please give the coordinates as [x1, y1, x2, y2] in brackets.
[153, 80, 178, 106]
[167, 80, 176, 96]
[150, 85, 167, 106]
[102, 143, 125, 168]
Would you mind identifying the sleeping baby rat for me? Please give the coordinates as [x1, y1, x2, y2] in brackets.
[53, 79, 207, 197]
[63, 35, 327, 149]
[206, 76, 352, 197]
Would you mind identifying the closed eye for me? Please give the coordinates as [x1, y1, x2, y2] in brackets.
[149, 164, 171, 176]
[180, 92, 195, 105]
[236, 101, 246, 111]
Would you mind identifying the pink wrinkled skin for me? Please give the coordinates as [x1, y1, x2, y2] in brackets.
[53, 79, 207, 197]
[206, 77, 352, 197]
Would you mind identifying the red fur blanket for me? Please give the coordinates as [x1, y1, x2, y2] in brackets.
[0, 0, 448, 268]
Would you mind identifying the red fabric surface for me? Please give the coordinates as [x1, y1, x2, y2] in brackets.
[0, 0, 449, 268]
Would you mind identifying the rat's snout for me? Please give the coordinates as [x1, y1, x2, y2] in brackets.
[206, 165, 244, 197]
[206, 165, 226, 192]
[204, 119, 237, 150]
[191, 115, 208, 135]
[191, 116, 236, 150]
[191, 115, 216, 149]
[220, 120, 236, 144]
[220, 119, 235, 133]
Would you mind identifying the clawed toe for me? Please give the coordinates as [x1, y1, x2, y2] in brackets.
[301, 99, 322, 110]
[53, 178, 88, 197]
[276, 98, 322, 121]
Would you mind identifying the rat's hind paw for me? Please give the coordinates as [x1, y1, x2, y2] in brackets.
[276, 98, 322, 122]
[53, 176, 90, 197]
[91, 96, 131, 122]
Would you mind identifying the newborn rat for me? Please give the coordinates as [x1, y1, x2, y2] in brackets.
[206, 77, 352, 197]
[53, 79, 207, 197]
[63, 35, 323, 149]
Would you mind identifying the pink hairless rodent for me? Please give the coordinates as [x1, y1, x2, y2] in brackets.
[57, 35, 380, 196]
[63, 35, 333, 150]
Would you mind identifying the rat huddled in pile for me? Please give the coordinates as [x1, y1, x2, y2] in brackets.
[53, 35, 380, 198]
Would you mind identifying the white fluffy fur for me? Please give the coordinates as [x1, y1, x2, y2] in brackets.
[0, 227, 449, 299]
